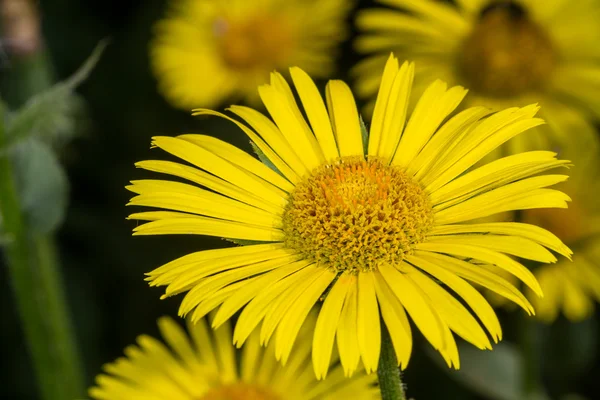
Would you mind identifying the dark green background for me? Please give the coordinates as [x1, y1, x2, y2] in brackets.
[1, 0, 599, 398]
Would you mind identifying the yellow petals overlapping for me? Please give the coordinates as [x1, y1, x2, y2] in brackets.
[89, 315, 379, 399]
[128, 54, 571, 377]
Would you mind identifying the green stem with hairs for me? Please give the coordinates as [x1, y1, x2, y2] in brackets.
[378, 323, 407, 400]
[0, 103, 85, 399]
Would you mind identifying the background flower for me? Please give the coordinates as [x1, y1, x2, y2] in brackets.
[150, 0, 352, 109]
[89, 313, 379, 399]
[514, 151, 600, 323]
[355, 0, 600, 153]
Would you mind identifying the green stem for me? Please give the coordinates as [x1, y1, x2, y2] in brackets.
[519, 313, 540, 396]
[0, 103, 84, 399]
[378, 323, 407, 400]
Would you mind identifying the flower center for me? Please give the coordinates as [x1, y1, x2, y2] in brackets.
[214, 14, 293, 71]
[282, 157, 434, 274]
[459, 1, 556, 97]
[199, 383, 280, 400]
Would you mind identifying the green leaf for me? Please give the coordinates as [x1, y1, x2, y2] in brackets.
[250, 141, 283, 176]
[224, 238, 271, 246]
[360, 115, 369, 155]
[11, 139, 69, 234]
[2, 39, 109, 152]
[435, 341, 552, 400]
[449, 342, 523, 400]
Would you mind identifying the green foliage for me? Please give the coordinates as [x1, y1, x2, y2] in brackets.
[360, 115, 369, 155]
[251, 141, 283, 176]
[225, 238, 269, 246]
[0, 40, 108, 234]
[449, 341, 524, 400]
[1, 40, 108, 153]
[10, 139, 68, 234]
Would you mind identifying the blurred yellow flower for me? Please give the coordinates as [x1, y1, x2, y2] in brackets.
[150, 0, 352, 109]
[89, 315, 379, 399]
[520, 156, 600, 323]
[127, 54, 570, 377]
[355, 0, 600, 152]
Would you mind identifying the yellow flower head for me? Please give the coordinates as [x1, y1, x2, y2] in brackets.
[355, 0, 600, 152]
[150, 0, 352, 109]
[127, 54, 571, 377]
[88, 314, 379, 399]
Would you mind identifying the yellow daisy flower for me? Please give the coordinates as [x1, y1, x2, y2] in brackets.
[150, 0, 352, 109]
[354, 0, 600, 152]
[520, 155, 600, 323]
[88, 314, 379, 399]
[128, 54, 571, 377]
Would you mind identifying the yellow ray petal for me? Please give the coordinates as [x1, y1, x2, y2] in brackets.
[423, 105, 542, 192]
[434, 182, 570, 224]
[269, 72, 326, 164]
[179, 134, 295, 192]
[240, 330, 261, 383]
[429, 151, 568, 205]
[233, 265, 316, 347]
[134, 160, 283, 214]
[416, 242, 542, 296]
[407, 253, 501, 342]
[261, 266, 325, 346]
[127, 179, 281, 228]
[424, 235, 556, 263]
[290, 67, 339, 162]
[227, 105, 308, 178]
[368, 53, 399, 157]
[378, 263, 448, 358]
[392, 80, 467, 168]
[372, 271, 412, 368]
[259, 84, 324, 170]
[431, 222, 573, 259]
[336, 275, 361, 377]
[411, 107, 492, 179]
[152, 136, 286, 208]
[275, 270, 336, 365]
[190, 280, 250, 323]
[326, 80, 364, 157]
[376, 61, 414, 161]
[131, 216, 284, 242]
[157, 317, 204, 375]
[178, 255, 299, 316]
[186, 318, 217, 371]
[193, 108, 302, 183]
[212, 260, 311, 329]
[416, 251, 535, 314]
[313, 274, 352, 379]
[212, 321, 238, 383]
[357, 272, 381, 373]
[405, 264, 492, 350]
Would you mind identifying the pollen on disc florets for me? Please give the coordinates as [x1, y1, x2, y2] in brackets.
[282, 157, 435, 274]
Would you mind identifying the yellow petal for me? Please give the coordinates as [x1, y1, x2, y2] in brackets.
[357, 272, 381, 373]
[326, 80, 364, 157]
[313, 274, 352, 379]
[290, 67, 339, 162]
